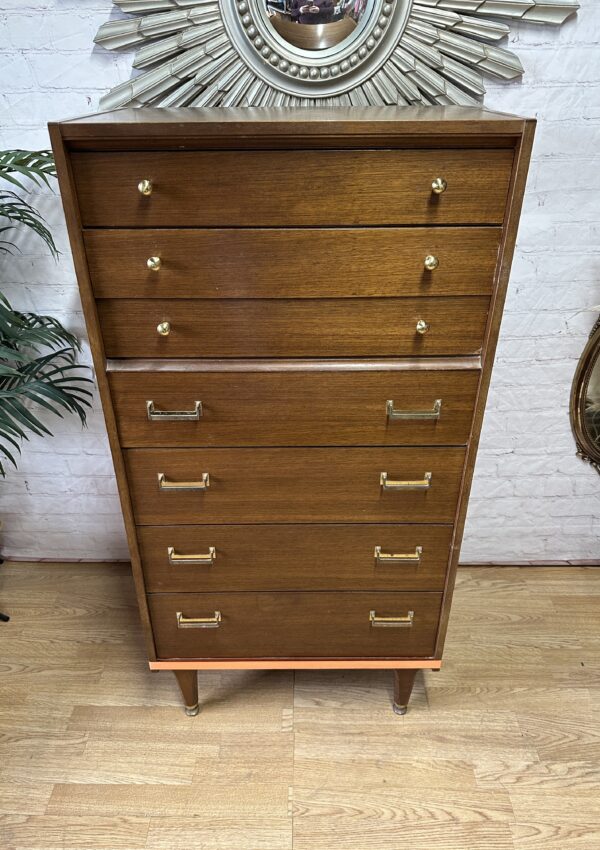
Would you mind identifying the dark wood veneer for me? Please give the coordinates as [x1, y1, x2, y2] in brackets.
[85, 227, 501, 300]
[72, 149, 513, 227]
[125, 446, 466, 526]
[109, 367, 480, 448]
[98, 297, 490, 359]
[148, 591, 443, 659]
[137, 524, 453, 592]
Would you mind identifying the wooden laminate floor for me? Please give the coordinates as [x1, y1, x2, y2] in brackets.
[0, 562, 599, 850]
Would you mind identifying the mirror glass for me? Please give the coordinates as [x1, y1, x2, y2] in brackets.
[583, 348, 600, 452]
[265, 1, 373, 51]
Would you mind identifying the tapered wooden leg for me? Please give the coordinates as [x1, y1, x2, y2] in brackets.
[173, 670, 199, 716]
[392, 669, 418, 715]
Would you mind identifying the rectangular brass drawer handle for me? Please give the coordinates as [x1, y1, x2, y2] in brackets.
[147, 400, 202, 421]
[369, 610, 414, 628]
[380, 471, 432, 491]
[176, 611, 221, 629]
[168, 546, 216, 566]
[157, 472, 210, 491]
[386, 399, 442, 421]
[374, 545, 422, 565]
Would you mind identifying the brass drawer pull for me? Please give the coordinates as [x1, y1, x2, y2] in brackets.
[386, 399, 442, 421]
[147, 400, 202, 421]
[158, 472, 210, 491]
[374, 546, 422, 565]
[369, 610, 414, 628]
[138, 178, 153, 196]
[431, 177, 447, 195]
[147, 256, 162, 272]
[157, 321, 171, 336]
[176, 611, 221, 629]
[380, 471, 432, 491]
[168, 546, 216, 566]
[416, 319, 430, 335]
[424, 254, 439, 271]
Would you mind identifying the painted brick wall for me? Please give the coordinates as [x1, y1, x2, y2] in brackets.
[1, 1, 599, 562]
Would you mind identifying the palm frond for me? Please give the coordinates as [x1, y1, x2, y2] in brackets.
[0, 294, 92, 477]
[0, 150, 88, 476]
[0, 189, 58, 258]
[0, 150, 57, 191]
[0, 296, 80, 354]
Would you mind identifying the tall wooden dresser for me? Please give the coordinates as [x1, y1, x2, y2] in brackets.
[51, 107, 534, 715]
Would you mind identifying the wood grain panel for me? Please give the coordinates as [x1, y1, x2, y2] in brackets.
[48, 123, 159, 661]
[109, 368, 480, 448]
[433, 117, 536, 659]
[124, 446, 466, 525]
[147, 591, 443, 659]
[98, 297, 490, 359]
[84, 227, 501, 299]
[137, 524, 453, 592]
[55, 104, 528, 144]
[72, 149, 513, 226]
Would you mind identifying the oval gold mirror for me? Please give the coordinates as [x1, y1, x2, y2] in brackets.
[265, 1, 374, 52]
[571, 316, 600, 473]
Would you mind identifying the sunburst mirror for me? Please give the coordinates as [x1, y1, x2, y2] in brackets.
[95, 1, 579, 108]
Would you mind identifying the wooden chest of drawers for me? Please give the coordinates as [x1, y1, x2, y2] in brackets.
[51, 107, 534, 715]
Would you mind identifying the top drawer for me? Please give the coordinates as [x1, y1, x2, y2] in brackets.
[72, 149, 513, 227]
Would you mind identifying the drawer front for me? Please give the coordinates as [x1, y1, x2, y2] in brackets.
[85, 227, 501, 299]
[98, 297, 489, 358]
[148, 591, 443, 659]
[73, 149, 513, 226]
[138, 524, 453, 592]
[109, 368, 480, 448]
[125, 447, 465, 525]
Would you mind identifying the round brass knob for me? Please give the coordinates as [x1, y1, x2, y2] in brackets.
[157, 321, 171, 336]
[424, 255, 439, 271]
[138, 179, 153, 196]
[147, 256, 162, 272]
[431, 177, 447, 195]
[416, 319, 430, 335]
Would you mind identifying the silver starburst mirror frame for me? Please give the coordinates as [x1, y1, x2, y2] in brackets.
[95, 1, 579, 108]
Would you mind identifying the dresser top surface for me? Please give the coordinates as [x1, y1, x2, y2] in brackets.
[52, 106, 532, 143]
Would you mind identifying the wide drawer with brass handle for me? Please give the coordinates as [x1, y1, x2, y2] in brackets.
[108, 365, 480, 448]
[84, 227, 501, 299]
[147, 591, 443, 659]
[72, 148, 513, 227]
[137, 524, 454, 592]
[124, 446, 465, 525]
[97, 296, 490, 359]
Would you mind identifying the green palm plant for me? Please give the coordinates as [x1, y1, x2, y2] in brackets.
[0, 150, 92, 477]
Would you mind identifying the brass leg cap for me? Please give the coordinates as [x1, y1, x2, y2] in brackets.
[185, 704, 200, 717]
[393, 703, 408, 716]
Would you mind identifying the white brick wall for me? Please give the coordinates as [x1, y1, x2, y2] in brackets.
[1, 1, 599, 562]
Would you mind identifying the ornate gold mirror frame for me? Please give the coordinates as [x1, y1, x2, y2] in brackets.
[95, 0, 579, 109]
[571, 317, 600, 474]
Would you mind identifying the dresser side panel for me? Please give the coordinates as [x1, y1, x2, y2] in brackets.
[434, 120, 536, 657]
[49, 122, 157, 661]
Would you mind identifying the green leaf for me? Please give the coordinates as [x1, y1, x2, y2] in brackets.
[1, 396, 53, 436]
[0, 440, 20, 476]
[0, 190, 58, 259]
[0, 160, 92, 476]
[0, 150, 56, 191]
